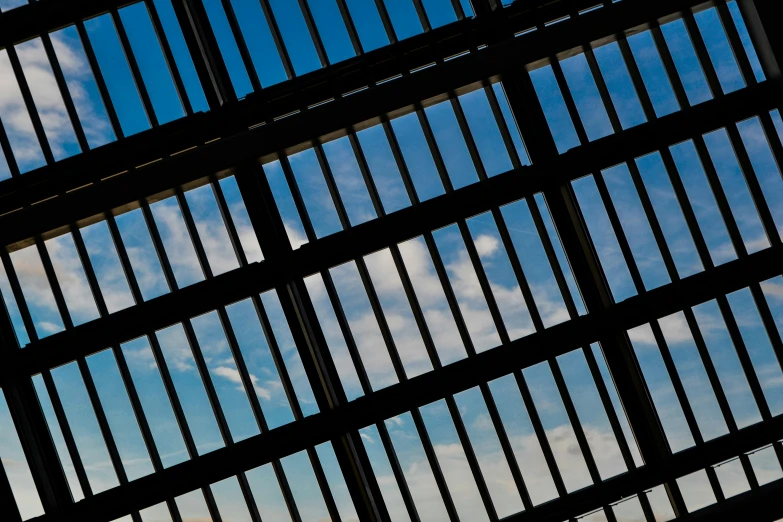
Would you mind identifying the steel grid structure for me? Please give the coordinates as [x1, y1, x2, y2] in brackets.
[1, 0, 783, 522]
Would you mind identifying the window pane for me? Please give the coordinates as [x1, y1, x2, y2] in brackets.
[560, 54, 613, 141]
[45, 233, 100, 326]
[149, 197, 205, 288]
[184, 184, 240, 275]
[694, 8, 744, 94]
[390, 112, 445, 202]
[660, 19, 712, 106]
[115, 208, 170, 300]
[593, 41, 646, 129]
[10, 246, 65, 338]
[627, 31, 680, 118]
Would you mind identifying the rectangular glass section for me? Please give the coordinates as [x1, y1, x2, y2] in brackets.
[149, 197, 205, 288]
[359, 423, 412, 522]
[245, 463, 293, 522]
[262, 159, 309, 249]
[211, 475, 254, 521]
[345, 0, 390, 52]
[390, 112, 446, 202]
[424, 101, 479, 190]
[80, 220, 136, 313]
[593, 41, 646, 129]
[288, 148, 343, 238]
[660, 19, 712, 106]
[268, 0, 322, 76]
[45, 234, 100, 326]
[308, 0, 355, 64]
[626, 30, 680, 118]
[114, 208, 170, 300]
[559, 53, 613, 141]
[201, 0, 253, 98]
[676, 469, 717, 513]
[10, 246, 65, 338]
[183, 184, 241, 275]
[383, 0, 423, 40]
[355, 125, 411, 214]
[280, 450, 332, 522]
[229, 0, 288, 87]
[712, 457, 750, 498]
[217, 176, 264, 262]
[458, 89, 513, 176]
[321, 138, 377, 226]
[694, 7, 744, 94]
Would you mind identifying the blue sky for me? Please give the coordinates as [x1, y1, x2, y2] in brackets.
[0, 2, 781, 520]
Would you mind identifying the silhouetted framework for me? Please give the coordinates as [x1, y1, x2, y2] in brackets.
[1, 0, 783, 521]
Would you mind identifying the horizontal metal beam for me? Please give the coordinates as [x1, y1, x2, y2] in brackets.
[3, 77, 778, 379]
[0, 0, 714, 249]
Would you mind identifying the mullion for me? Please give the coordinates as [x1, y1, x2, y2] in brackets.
[4, 46, 55, 165]
[483, 82, 523, 170]
[388, 244, 443, 369]
[0, 249, 39, 343]
[0, 461, 23, 522]
[237, 471, 264, 522]
[478, 382, 534, 510]
[650, 320, 705, 446]
[202, 483, 225, 522]
[705, 464, 726, 503]
[592, 172, 647, 294]
[147, 332, 200, 458]
[749, 282, 783, 368]
[339, 431, 393, 522]
[527, 195, 581, 320]
[715, 294, 773, 421]
[111, 343, 166, 473]
[584, 45, 623, 134]
[257, 0, 295, 80]
[715, 1, 757, 86]
[111, 9, 159, 127]
[0, 117, 20, 178]
[450, 95, 488, 181]
[35, 238, 74, 329]
[416, 106, 454, 193]
[616, 35, 657, 121]
[355, 257, 409, 382]
[76, 357, 130, 484]
[318, 269, 374, 393]
[682, 308, 739, 433]
[307, 446, 344, 522]
[70, 225, 110, 318]
[456, 220, 511, 345]
[140, 199, 179, 291]
[181, 318, 234, 446]
[41, 369, 93, 497]
[373, 0, 398, 45]
[626, 160, 680, 281]
[409, 407, 462, 522]
[422, 232, 476, 355]
[381, 117, 420, 205]
[681, 9, 723, 99]
[334, 0, 366, 54]
[279, 154, 319, 242]
[581, 346, 637, 470]
[444, 394, 499, 522]
[410, 0, 432, 32]
[168, 499, 185, 522]
[549, 58, 590, 146]
[665, 480, 688, 518]
[145, 0, 194, 115]
[725, 122, 781, 247]
[175, 187, 215, 279]
[450, 0, 466, 20]
[216, 306, 270, 432]
[375, 420, 422, 522]
[490, 206, 545, 332]
[512, 370, 569, 497]
[550, 358, 602, 484]
[759, 111, 783, 175]
[604, 503, 619, 522]
[106, 212, 146, 304]
[348, 132, 386, 217]
[637, 490, 658, 522]
[75, 20, 125, 139]
[40, 33, 90, 152]
[218, 0, 263, 92]
[692, 135, 748, 258]
[658, 148, 714, 270]
[297, 0, 330, 67]
[273, 458, 305, 522]
[650, 23, 690, 110]
[210, 176, 250, 268]
[314, 143, 352, 229]
[170, 0, 235, 107]
[250, 293, 307, 420]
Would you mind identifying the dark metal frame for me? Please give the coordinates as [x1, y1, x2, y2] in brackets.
[2, 0, 783, 521]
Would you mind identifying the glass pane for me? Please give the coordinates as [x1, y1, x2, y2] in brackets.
[424, 101, 478, 190]
[201, 0, 253, 97]
[80, 220, 135, 313]
[321, 138, 377, 226]
[245, 463, 293, 522]
[184, 184, 240, 276]
[712, 458, 749, 498]
[288, 148, 343, 238]
[593, 41, 646, 129]
[345, 0, 389, 52]
[660, 19, 712, 106]
[211, 475, 253, 522]
[280, 450, 331, 522]
[218, 176, 264, 263]
[230, 0, 288, 87]
[559, 54, 613, 141]
[356, 125, 411, 214]
[308, 0, 355, 64]
[114, 208, 170, 301]
[268, 0, 321, 76]
[676, 469, 717, 513]
[10, 246, 65, 338]
[45, 233, 101, 326]
[627, 30, 680, 118]
[458, 89, 513, 176]
[149, 197, 205, 288]
[263, 159, 309, 249]
[390, 112, 446, 202]
[694, 8, 744, 94]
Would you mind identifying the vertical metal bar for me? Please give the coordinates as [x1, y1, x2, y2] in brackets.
[76, 20, 125, 140]
[314, 143, 352, 230]
[172, 0, 238, 105]
[549, 358, 602, 484]
[297, 0, 330, 67]
[111, 9, 159, 127]
[549, 58, 590, 146]
[444, 394, 498, 522]
[416, 105, 454, 193]
[410, 0, 432, 32]
[70, 225, 109, 318]
[375, 420, 422, 522]
[681, 9, 723, 98]
[217, 0, 263, 92]
[650, 320, 705, 445]
[140, 199, 179, 291]
[715, 1, 757, 86]
[106, 212, 145, 305]
[483, 82, 523, 170]
[4, 46, 55, 165]
[257, 0, 295, 80]
[211, 175, 250, 267]
[616, 35, 657, 122]
[450, 0, 466, 20]
[450, 95, 488, 181]
[40, 33, 90, 152]
[175, 187, 214, 279]
[584, 45, 623, 134]
[410, 407, 462, 521]
[236, 471, 264, 522]
[513, 370, 568, 497]
[307, 447, 344, 522]
[334, 0, 366, 54]
[0, 117, 20, 178]
[381, 117, 420, 205]
[373, 0, 398, 45]
[145, 0, 195, 115]
[35, 239, 73, 330]
[650, 23, 691, 110]
[348, 132, 385, 217]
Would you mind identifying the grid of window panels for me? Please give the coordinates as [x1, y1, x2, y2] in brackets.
[2, 0, 783, 521]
